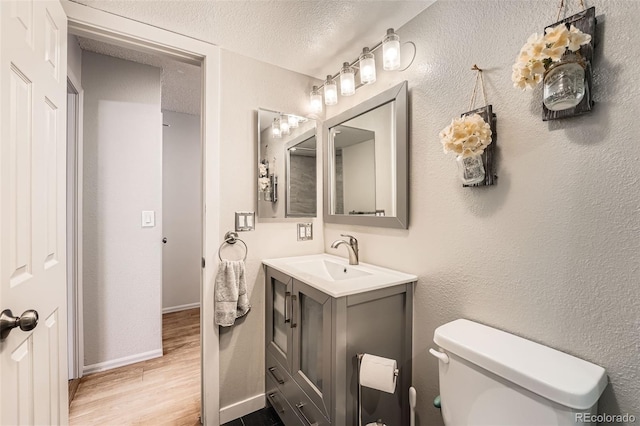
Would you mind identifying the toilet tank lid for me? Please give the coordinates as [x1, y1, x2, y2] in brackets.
[433, 319, 608, 410]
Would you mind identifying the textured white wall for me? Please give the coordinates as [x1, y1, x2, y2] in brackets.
[82, 52, 163, 367]
[342, 140, 376, 213]
[324, 1, 640, 424]
[162, 110, 201, 310]
[218, 49, 323, 408]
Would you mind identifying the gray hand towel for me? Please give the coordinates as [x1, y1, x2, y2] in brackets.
[215, 259, 251, 326]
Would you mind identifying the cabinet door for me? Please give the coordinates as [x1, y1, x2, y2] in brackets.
[265, 267, 294, 372]
[292, 279, 333, 421]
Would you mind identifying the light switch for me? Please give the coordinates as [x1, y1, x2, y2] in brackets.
[235, 211, 255, 232]
[297, 223, 313, 241]
[142, 211, 155, 228]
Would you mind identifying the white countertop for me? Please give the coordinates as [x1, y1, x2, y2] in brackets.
[262, 253, 417, 298]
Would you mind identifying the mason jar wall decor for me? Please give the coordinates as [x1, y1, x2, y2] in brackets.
[543, 52, 586, 111]
[512, 6, 597, 121]
[439, 65, 497, 187]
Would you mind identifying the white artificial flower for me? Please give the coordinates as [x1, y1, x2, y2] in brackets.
[544, 24, 570, 48]
[439, 114, 492, 158]
[513, 24, 590, 91]
[567, 25, 592, 51]
[258, 177, 270, 191]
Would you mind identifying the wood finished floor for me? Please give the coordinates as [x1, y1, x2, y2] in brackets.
[69, 308, 201, 426]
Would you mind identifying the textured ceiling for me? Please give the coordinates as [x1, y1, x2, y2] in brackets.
[77, 36, 201, 115]
[69, 0, 435, 79]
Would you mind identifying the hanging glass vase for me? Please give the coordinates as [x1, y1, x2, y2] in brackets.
[543, 53, 586, 111]
[456, 154, 485, 185]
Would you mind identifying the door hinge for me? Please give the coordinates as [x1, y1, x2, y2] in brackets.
[202, 257, 206, 268]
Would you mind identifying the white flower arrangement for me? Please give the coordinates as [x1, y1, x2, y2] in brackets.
[439, 114, 492, 158]
[258, 177, 270, 191]
[258, 162, 268, 178]
[512, 23, 591, 90]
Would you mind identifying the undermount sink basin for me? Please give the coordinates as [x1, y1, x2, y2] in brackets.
[289, 259, 372, 281]
[263, 254, 417, 298]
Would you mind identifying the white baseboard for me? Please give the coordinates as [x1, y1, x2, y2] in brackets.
[83, 349, 163, 375]
[162, 302, 200, 314]
[219, 393, 265, 424]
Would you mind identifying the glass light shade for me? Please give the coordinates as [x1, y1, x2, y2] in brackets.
[272, 118, 281, 138]
[280, 114, 290, 135]
[288, 114, 299, 128]
[310, 86, 323, 113]
[340, 62, 356, 96]
[359, 47, 376, 84]
[324, 75, 338, 105]
[382, 28, 401, 71]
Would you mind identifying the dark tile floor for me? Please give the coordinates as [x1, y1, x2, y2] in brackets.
[221, 406, 283, 426]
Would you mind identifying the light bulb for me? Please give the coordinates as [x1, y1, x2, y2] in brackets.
[280, 114, 290, 135]
[359, 47, 376, 85]
[288, 114, 299, 128]
[324, 75, 338, 105]
[382, 28, 401, 71]
[310, 85, 323, 114]
[272, 118, 281, 138]
[340, 62, 356, 96]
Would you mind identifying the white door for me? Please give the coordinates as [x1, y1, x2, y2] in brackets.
[0, 0, 68, 424]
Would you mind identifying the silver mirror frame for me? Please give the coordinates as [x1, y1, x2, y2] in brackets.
[323, 81, 408, 229]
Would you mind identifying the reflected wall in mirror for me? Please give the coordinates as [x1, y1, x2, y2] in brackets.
[258, 108, 317, 219]
[324, 81, 408, 229]
[286, 132, 317, 217]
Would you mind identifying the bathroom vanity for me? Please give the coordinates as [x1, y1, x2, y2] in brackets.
[263, 254, 416, 426]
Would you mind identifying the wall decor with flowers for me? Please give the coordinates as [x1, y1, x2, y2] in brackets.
[258, 159, 277, 202]
[512, 3, 596, 121]
[439, 65, 497, 187]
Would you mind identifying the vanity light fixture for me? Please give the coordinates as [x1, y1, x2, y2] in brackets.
[340, 62, 356, 96]
[272, 118, 282, 138]
[359, 47, 377, 84]
[308, 28, 410, 110]
[280, 114, 290, 135]
[324, 75, 338, 105]
[310, 85, 323, 113]
[288, 114, 299, 129]
[382, 28, 401, 70]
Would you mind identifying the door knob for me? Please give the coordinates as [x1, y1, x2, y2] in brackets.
[0, 309, 39, 340]
[162, 237, 167, 244]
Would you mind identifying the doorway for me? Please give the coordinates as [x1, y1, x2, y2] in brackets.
[65, 32, 204, 424]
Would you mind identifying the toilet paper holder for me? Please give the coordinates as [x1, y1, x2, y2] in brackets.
[356, 353, 399, 426]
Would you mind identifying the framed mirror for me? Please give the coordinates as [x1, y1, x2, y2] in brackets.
[258, 108, 317, 219]
[323, 81, 408, 229]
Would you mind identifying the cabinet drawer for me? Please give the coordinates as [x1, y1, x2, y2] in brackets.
[266, 375, 303, 426]
[267, 351, 330, 425]
[266, 349, 291, 388]
[287, 395, 330, 426]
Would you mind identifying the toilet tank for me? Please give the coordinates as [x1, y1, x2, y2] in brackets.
[432, 319, 608, 426]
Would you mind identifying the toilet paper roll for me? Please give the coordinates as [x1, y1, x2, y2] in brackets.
[360, 354, 398, 394]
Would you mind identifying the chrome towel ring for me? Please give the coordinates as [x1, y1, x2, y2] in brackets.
[218, 231, 248, 262]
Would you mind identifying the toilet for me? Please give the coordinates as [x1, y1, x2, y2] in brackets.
[430, 319, 608, 425]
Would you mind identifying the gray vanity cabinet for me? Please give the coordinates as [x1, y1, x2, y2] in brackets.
[266, 267, 332, 425]
[265, 265, 414, 426]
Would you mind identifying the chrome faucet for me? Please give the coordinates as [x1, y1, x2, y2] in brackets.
[331, 234, 359, 265]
